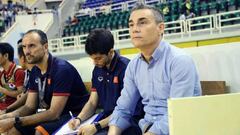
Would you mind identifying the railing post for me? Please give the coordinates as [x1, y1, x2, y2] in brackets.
[113, 30, 119, 47]
[218, 14, 222, 33]
[180, 20, 185, 38]
[188, 20, 192, 37]
[74, 36, 78, 49]
[210, 16, 213, 35]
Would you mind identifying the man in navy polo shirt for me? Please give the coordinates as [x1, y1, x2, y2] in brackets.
[67, 28, 143, 135]
[0, 29, 89, 135]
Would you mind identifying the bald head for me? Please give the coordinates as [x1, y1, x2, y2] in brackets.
[23, 29, 48, 45]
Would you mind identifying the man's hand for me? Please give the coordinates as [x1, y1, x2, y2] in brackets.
[0, 118, 14, 133]
[144, 132, 155, 135]
[108, 125, 122, 135]
[0, 113, 11, 120]
[17, 93, 24, 100]
[77, 124, 97, 135]
[0, 109, 6, 115]
[68, 118, 80, 130]
[0, 86, 4, 93]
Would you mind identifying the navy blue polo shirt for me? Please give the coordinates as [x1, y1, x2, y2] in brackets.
[91, 52, 130, 116]
[28, 53, 89, 115]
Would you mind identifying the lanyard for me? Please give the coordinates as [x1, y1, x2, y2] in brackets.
[23, 70, 30, 93]
[37, 54, 55, 109]
[38, 77, 47, 109]
[23, 70, 30, 89]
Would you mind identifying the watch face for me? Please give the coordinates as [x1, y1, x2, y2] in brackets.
[94, 122, 102, 131]
[15, 117, 22, 125]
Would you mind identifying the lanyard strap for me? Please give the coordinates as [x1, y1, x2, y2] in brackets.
[23, 70, 30, 89]
[37, 55, 55, 109]
[38, 77, 47, 109]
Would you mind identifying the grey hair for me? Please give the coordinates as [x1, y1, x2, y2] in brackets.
[131, 2, 164, 23]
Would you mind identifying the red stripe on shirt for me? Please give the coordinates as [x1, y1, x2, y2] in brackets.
[53, 92, 70, 96]
[91, 88, 97, 92]
[28, 89, 37, 93]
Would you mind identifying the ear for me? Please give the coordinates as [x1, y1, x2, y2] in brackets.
[19, 56, 25, 64]
[157, 22, 165, 36]
[3, 53, 8, 60]
[23, 57, 27, 63]
[108, 49, 114, 56]
[43, 43, 48, 52]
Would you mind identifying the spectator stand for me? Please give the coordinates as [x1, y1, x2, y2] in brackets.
[49, 9, 240, 54]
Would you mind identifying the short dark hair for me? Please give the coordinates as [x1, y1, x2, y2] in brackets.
[0, 42, 14, 61]
[131, 2, 164, 23]
[18, 44, 25, 59]
[17, 38, 22, 45]
[24, 29, 48, 45]
[85, 28, 114, 55]
[17, 38, 25, 59]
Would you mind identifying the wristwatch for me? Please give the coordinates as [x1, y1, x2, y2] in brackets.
[93, 122, 102, 132]
[14, 116, 22, 126]
[75, 117, 82, 123]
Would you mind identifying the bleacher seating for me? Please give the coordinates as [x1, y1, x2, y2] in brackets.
[84, 80, 227, 95]
[1, 0, 36, 7]
[0, 0, 30, 35]
[63, 10, 130, 36]
[62, 0, 240, 37]
[82, 0, 125, 8]
[201, 81, 227, 95]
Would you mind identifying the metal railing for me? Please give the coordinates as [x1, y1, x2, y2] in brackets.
[48, 10, 240, 54]
[75, 0, 161, 17]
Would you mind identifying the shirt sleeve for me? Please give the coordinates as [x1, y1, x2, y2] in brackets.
[169, 55, 201, 97]
[148, 55, 201, 134]
[91, 68, 97, 92]
[14, 69, 25, 87]
[109, 63, 141, 130]
[52, 66, 74, 96]
[28, 68, 37, 93]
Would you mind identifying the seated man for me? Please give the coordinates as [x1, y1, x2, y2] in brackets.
[0, 43, 25, 110]
[0, 29, 89, 135]
[0, 39, 34, 115]
[108, 3, 201, 135]
[67, 28, 143, 135]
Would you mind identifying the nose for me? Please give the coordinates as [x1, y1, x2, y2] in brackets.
[131, 24, 140, 33]
[93, 60, 99, 65]
[24, 47, 31, 56]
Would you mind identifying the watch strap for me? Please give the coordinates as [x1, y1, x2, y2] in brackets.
[94, 122, 102, 132]
[15, 116, 22, 125]
[75, 117, 82, 123]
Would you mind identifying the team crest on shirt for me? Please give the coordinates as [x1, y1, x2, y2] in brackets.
[35, 78, 39, 83]
[98, 76, 103, 82]
[8, 83, 16, 90]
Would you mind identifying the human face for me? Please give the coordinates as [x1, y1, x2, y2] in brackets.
[128, 9, 164, 49]
[90, 53, 112, 68]
[0, 53, 7, 66]
[22, 33, 48, 64]
[18, 55, 27, 70]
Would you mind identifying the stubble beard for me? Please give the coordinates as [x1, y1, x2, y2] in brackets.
[26, 52, 45, 64]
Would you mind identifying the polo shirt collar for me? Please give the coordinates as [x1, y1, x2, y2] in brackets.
[108, 51, 119, 72]
[151, 40, 166, 61]
[36, 53, 54, 77]
[46, 53, 53, 75]
[137, 40, 166, 62]
[3, 62, 16, 77]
